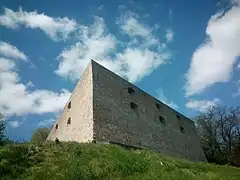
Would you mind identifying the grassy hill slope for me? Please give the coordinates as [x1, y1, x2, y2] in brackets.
[0, 142, 239, 180]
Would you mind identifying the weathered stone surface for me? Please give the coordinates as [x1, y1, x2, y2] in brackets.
[47, 60, 206, 162]
[47, 62, 93, 143]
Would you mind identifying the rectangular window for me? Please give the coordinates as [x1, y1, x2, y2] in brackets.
[67, 117, 71, 124]
[180, 126, 185, 133]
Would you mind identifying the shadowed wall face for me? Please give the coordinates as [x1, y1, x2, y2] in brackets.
[92, 61, 206, 162]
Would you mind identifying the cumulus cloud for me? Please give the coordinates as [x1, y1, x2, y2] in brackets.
[0, 41, 27, 61]
[38, 118, 55, 127]
[0, 57, 15, 70]
[118, 11, 151, 37]
[117, 11, 159, 46]
[0, 44, 71, 116]
[116, 48, 168, 82]
[185, 4, 240, 96]
[8, 120, 24, 128]
[55, 17, 116, 80]
[165, 29, 174, 42]
[0, 7, 77, 41]
[185, 98, 221, 113]
[56, 11, 171, 83]
[97, 5, 104, 11]
[156, 88, 179, 109]
[0, 7, 173, 115]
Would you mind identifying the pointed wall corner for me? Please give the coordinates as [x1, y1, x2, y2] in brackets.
[47, 59, 94, 143]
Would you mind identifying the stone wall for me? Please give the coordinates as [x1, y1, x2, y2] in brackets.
[92, 61, 206, 162]
[47, 60, 206, 162]
[47, 63, 93, 143]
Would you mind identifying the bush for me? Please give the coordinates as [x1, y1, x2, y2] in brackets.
[31, 128, 50, 144]
[0, 144, 44, 179]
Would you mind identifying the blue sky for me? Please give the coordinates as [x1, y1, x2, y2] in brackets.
[0, 0, 240, 141]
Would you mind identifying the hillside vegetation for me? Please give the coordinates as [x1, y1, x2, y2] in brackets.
[0, 142, 239, 180]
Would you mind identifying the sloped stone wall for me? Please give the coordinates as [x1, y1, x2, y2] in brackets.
[47, 63, 93, 143]
[92, 61, 206, 162]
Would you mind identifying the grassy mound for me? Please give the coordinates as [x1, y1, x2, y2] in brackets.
[0, 142, 239, 180]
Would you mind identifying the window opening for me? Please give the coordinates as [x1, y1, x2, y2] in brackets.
[159, 116, 165, 125]
[128, 87, 135, 94]
[180, 126, 185, 133]
[130, 102, 138, 110]
[67, 117, 71, 124]
[67, 101, 71, 109]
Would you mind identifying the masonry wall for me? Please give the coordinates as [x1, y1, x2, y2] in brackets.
[92, 61, 206, 162]
[47, 63, 93, 142]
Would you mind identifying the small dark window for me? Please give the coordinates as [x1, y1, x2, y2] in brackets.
[176, 114, 180, 119]
[55, 138, 59, 143]
[67, 117, 71, 124]
[180, 126, 185, 133]
[67, 101, 71, 109]
[156, 103, 161, 110]
[130, 102, 138, 110]
[159, 116, 165, 125]
[128, 87, 135, 94]
[55, 124, 58, 129]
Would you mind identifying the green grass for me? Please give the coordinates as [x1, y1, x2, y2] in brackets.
[0, 142, 239, 180]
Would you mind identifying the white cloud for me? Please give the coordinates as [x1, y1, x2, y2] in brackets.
[185, 4, 240, 96]
[0, 7, 77, 41]
[0, 57, 16, 70]
[118, 11, 151, 37]
[116, 48, 168, 82]
[117, 11, 159, 46]
[0, 41, 27, 61]
[185, 98, 221, 113]
[55, 17, 116, 80]
[56, 12, 171, 83]
[26, 81, 34, 88]
[0, 8, 171, 114]
[8, 120, 23, 128]
[38, 118, 55, 127]
[233, 80, 240, 97]
[97, 5, 104, 11]
[156, 88, 179, 109]
[165, 29, 174, 42]
[0, 56, 71, 116]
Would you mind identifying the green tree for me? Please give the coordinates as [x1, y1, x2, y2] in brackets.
[196, 106, 240, 166]
[31, 128, 50, 144]
[0, 113, 5, 145]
